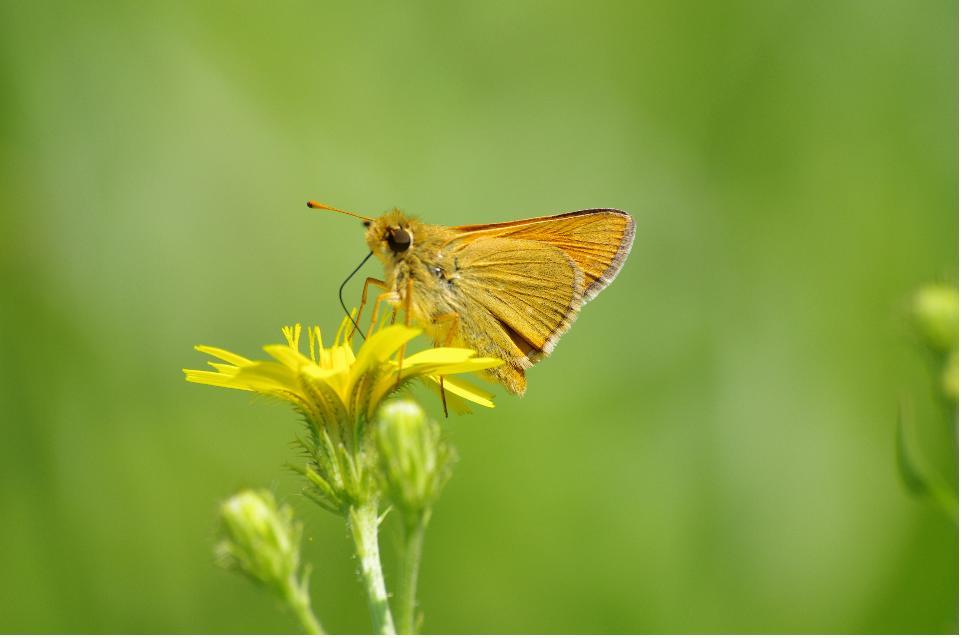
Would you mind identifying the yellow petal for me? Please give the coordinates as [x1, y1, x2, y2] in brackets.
[209, 363, 239, 374]
[427, 374, 495, 408]
[329, 344, 355, 372]
[402, 347, 478, 366]
[424, 380, 475, 415]
[233, 361, 301, 393]
[302, 365, 340, 381]
[194, 345, 252, 367]
[263, 344, 315, 371]
[282, 324, 302, 349]
[183, 369, 253, 391]
[308, 326, 323, 363]
[402, 358, 502, 378]
[359, 325, 420, 362]
[349, 325, 420, 388]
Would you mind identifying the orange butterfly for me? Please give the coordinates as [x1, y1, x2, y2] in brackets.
[310, 202, 635, 396]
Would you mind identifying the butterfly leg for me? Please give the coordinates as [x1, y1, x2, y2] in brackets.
[366, 291, 400, 339]
[435, 313, 460, 347]
[350, 277, 387, 340]
[431, 313, 461, 418]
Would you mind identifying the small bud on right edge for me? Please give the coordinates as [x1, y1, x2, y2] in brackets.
[912, 284, 959, 354]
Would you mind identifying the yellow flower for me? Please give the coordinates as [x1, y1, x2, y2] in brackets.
[184, 318, 502, 425]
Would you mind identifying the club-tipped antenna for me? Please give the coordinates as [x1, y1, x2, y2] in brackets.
[307, 200, 374, 223]
[339, 251, 374, 341]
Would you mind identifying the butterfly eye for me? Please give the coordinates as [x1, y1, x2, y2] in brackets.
[387, 227, 412, 252]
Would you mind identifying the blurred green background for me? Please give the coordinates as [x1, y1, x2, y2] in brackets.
[0, 0, 957, 633]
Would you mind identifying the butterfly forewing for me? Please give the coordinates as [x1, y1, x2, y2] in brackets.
[451, 208, 635, 301]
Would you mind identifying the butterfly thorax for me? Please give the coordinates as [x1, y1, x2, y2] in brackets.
[364, 210, 463, 331]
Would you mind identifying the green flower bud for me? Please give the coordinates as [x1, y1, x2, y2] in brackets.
[375, 400, 455, 529]
[215, 490, 324, 634]
[912, 284, 959, 353]
[216, 490, 303, 591]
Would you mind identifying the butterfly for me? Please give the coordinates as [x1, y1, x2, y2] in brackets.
[309, 201, 635, 396]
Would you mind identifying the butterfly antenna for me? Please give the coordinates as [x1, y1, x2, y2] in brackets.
[339, 251, 374, 341]
[307, 200, 375, 223]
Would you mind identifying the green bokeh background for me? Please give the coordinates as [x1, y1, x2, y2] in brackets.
[0, 1, 957, 633]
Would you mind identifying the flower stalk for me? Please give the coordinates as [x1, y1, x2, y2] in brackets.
[349, 502, 396, 634]
[282, 571, 325, 635]
[396, 514, 428, 635]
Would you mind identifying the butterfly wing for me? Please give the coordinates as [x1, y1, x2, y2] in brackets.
[451, 208, 635, 302]
[444, 236, 584, 395]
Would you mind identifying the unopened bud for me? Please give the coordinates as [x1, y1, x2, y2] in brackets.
[216, 490, 302, 591]
[912, 284, 959, 353]
[375, 400, 454, 528]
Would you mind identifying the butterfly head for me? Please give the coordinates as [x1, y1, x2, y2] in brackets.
[365, 209, 419, 262]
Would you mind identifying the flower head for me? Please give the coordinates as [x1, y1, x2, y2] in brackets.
[184, 317, 501, 425]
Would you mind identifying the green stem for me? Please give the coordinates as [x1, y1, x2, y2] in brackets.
[349, 502, 396, 634]
[282, 574, 325, 634]
[396, 517, 428, 634]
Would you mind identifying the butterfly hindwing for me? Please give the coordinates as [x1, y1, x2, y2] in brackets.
[446, 236, 584, 394]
